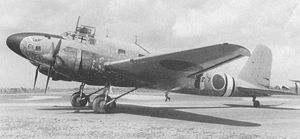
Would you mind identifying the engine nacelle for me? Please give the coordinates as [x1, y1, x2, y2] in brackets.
[53, 46, 107, 82]
[195, 73, 235, 97]
[53, 47, 80, 78]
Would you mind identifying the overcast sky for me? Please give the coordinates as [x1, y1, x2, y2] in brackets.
[1, 0, 300, 88]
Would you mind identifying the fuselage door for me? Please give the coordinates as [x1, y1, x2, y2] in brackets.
[199, 76, 205, 90]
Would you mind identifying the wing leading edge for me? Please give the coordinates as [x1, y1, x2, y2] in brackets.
[105, 43, 250, 90]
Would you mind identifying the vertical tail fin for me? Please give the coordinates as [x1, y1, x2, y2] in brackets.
[238, 45, 272, 88]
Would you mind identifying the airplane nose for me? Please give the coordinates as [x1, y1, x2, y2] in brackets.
[6, 33, 26, 58]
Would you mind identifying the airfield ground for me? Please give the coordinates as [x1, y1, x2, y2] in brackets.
[1, 88, 300, 138]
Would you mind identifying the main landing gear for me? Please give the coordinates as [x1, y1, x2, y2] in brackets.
[252, 96, 260, 107]
[70, 83, 103, 107]
[92, 86, 138, 113]
[70, 82, 138, 113]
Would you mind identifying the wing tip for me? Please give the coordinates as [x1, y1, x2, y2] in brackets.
[223, 43, 251, 57]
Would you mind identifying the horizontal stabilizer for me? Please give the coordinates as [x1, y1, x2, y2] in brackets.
[238, 87, 298, 96]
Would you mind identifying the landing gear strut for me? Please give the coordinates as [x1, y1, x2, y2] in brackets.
[252, 96, 260, 107]
[70, 83, 88, 107]
[92, 84, 138, 113]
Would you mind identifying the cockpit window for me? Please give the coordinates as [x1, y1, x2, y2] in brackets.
[35, 46, 41, 51]
[32, 37, 42, 42]
[118, 49, 126, 55]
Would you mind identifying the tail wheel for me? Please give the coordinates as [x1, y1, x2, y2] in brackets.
[70, 92, 88, 107]
[92, 95, 116, 113]
[253, 100, 260, 107]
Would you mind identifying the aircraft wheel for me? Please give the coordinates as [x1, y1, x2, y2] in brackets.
[253, 100, 260, 107]
[92, 95, 116, 113]
[70, 92, 88, 107]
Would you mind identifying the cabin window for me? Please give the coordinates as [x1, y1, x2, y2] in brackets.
[28, 44, 34, 49]
[138, 54, 144, 57]
[89, 38, 96, 45]
[118, 49, 126, 54]
[35, 46, 41, 51]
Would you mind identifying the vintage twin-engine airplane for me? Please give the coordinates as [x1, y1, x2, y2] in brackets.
[6, 18, 296, 113]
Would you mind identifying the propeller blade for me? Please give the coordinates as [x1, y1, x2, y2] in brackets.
[44, 66, 52, 94]
[42, 39, 62, 65]
[51, 42, 55, 53]
[33, 65, 40, 89]
[53, 39, 62, 57]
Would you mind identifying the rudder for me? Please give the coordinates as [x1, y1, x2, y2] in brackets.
[237, 45, 272, 88]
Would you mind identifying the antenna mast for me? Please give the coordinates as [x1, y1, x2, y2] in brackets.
[135, 36, 151, 54]
[75, 16, 80, 32]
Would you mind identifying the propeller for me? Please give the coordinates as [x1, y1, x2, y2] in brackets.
[43, 39, 62, 65]
[43, 39, 62, 94]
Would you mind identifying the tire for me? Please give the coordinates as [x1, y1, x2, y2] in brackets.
[253, 100, 260, 107]
[70, 92, 88, 107]
[92, 95, 115, 113]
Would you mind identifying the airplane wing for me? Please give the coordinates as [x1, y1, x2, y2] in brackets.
[237, 87, 297, 96]
[105, 43, 250, 90]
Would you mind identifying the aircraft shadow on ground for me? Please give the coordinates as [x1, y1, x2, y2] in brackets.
[39, 104, 261, 127]
[224, 103, 299, 110]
